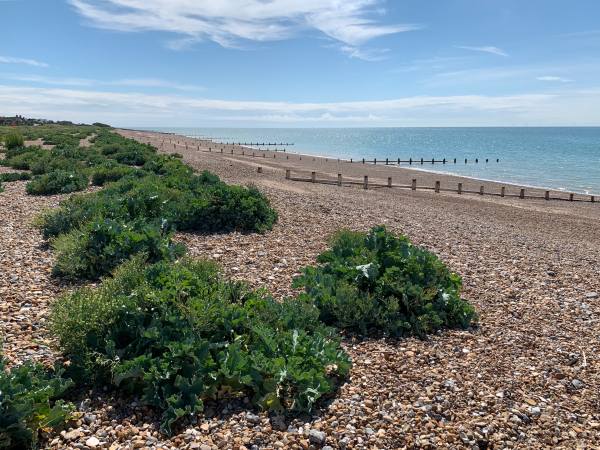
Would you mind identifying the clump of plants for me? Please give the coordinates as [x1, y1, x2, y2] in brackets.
[294, 226, 477, 337]
[2, 131, 24, 150]
[51, 257, 350, 433]
[52, 218, 184, 280]
[0, 172, 32, 182]
[0, 355, 74, 449]
[90, 161, 138, 186]
[26, 170, 89, 196]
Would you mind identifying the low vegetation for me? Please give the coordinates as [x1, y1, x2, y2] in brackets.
[2, 131, 24, 150]
[294, 226, 477, 337]
[25, 170, 89, 196]
[51, 257, 350, 433]
[0, 355, 74, 449]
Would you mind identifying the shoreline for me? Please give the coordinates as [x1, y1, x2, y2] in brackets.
[128, 128, 600, 200]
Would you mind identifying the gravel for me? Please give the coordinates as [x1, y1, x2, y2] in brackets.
[1, 131, 599, 449]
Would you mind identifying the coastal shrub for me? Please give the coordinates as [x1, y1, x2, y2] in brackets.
[51, 257, 350, 433]
[0, 147, 46, 170]
[0, 172, 32, 182]
[38, 172, 277, 239]
[0, 356, 74, 449]
[26, 170, 88, 196]
[52, 218, 184, 280]
[90, 162, 138, 186]
[293, 226, 477, 337]
[3, 131, 24, 150]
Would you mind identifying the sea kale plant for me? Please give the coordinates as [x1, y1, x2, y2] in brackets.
[51, 257, 350, 434]
[0, 356, 74, 450]
[294, 226, 477, 337]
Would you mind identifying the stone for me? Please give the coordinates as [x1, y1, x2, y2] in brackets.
[585, 292, 598, 299]
[85, 437, 100, 448]
[571, 379, 584, 389]
[308, 429, 326, 445]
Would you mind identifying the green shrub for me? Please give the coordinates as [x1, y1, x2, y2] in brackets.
[0, 147, 45, 170]
[38, 173, 276, 239]
[3, 131, 24, 150]
[26, 170, 88, 196]
[0, 356, 74, 449]
[294, 226, 477, 337]
[51, 257, 349, 434]
[52, 218, 185, 280]
[90, 162, 138, 186]
[0, 172, 32, 182]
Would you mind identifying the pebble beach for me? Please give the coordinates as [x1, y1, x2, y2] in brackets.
[1, 129, 599, 449]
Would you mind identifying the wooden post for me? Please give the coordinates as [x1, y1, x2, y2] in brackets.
[285, 169, 290, 180]
[411, 179, 417, 191]
[374, 158, 377, 165]
[592, 195, 595, 203]
[197, 145, 200, 151]
[479, 185, 484, 195]
[220, 148, 223, 154]
[311, 172, 316, 183]
[362, 158, 365, 164]
[435, 181, 440, 193]
[337, 174, 342, 186]
[231, 149, 234, 154]
[545, 191, 550, 200]
[569, 193, 574, 201]
[501, 186, 505, 197]
[458, 182, 463, 194]
[387, 177, 392, 188]
[257, 167, 262, 173]
[363, 175, 368, 190]
[386, 158, 389, 165]
[420, 158, 424, 164]
[520, 189, 525, 199]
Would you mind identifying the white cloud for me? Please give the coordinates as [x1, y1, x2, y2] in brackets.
[0, 74, 203, 91]
[455, 45, 508, 57]
[69, 0, 420, 55]
[3, 83, 599, 127]
[0, 56, 49, 67]
[536, 76, 573, 83]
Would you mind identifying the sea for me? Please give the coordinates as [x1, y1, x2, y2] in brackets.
[143, 127, 600, 195]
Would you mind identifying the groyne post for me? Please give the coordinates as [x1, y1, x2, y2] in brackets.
[338, 174, 342, 186]
[388, 177, 392, 188]
[479, 186, 484, 195]
[311, 172, 316, 183]
[458, 183, 463, 194]
[435, 181, 440, 193]
[520, 189, 525, 199]
[501, 187, 505, 197]
[364, 176, 369, 190]
[285, 169, 290, 180]
[411, 179, 417, 191]
[545, 191, 550, 200]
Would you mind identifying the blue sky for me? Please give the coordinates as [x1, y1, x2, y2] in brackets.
[2, 0, 600, 127]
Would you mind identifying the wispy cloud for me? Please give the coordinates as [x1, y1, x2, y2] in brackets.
[69, 0, 421, 57]
[5, 83, 597, 127]
[0, 56, 49, 67]
[537, 76, 573, 83]
[1, 74, 203, 91]
[455, 45, 508, 57]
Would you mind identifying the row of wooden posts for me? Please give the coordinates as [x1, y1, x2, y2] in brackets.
[152, 138, 596, 203]
[161, 139, 497, 165]
[277, 169, 596, 203]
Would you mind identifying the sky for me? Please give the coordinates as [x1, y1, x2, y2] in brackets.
[2, 0, 600, 127]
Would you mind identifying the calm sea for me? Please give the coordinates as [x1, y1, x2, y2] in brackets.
[144, 127, 600, 195]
